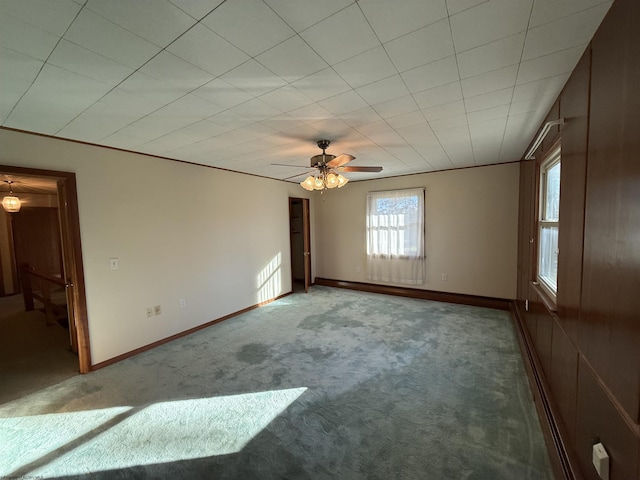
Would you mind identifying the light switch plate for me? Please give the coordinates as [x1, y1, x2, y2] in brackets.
[592, 442, 609, 480]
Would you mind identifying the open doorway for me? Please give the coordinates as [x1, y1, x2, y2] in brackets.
[0, 165, 90, 403]
[289, 198, 311, 293]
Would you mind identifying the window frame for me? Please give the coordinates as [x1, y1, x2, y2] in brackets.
[536, 144, 561, 303]
[366, 188, 425, 260]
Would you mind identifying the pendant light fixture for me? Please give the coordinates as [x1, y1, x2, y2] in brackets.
[2, 180, 21, 213]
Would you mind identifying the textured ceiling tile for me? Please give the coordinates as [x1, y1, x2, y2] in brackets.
[86, 0, 196, 47]
[522, 4, 611, 61]
[263, 0, 353, 33]
[259, 86, 316, 113]
[372, 95, 420, 119]
[401, 56, 460, 94]
[168, 0, 225, 20]
[446, 0, 489, 16]
[167, 24, 249, 77]
[512, 74, 569, 102]
[466, 105, 510, 124]
[64, 9, 161, 70]
[422, 100, 466, 122]
[359, 0, 448, 43]
[291, 68, 352, 102]
[221, 60, 287, 97]
[0, 13, 60, 61]
[139, 51, 214, 92]
[384, 19, 454, 73]
[0, 0, 80, 36]
[516, 45, 585, 85]
[300, 4, 380, 65]
[450, 0, 533, 53]
[529, 0, 612, 28]
[461, 65, 518, 98]
[201, 0, 295, 57]
[456, 33, 525, 79]
[6, 64, 111, 134]
[385, 111, 426, 130]
[333, 46, 397, 89]
[412, 81, 463, 110]
[48, 40, 133, 85]
[256, 36, 328, 83]
[429, 114, 469, 132]
[191, 78, 254, 111]
[356, 74, 409, 105]
[463, 87, 514, 112]
[0, 46, 43, 83]
[319, 90, 369, 115]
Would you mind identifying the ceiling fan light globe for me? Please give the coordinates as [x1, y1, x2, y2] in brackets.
[2, 195, 21, 212]
[312, 177, 325, 190]
[336, 174, 349, 188]
[325, 173, 339, 188]
[300, 176, 315, 191]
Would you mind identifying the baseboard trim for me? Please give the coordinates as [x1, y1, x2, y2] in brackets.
[90, 291, 293, 371]
[510, 301, 582, 480]
[314, 277, 511, 310]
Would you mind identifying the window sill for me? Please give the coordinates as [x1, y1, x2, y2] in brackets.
[531, 281, 557, 314]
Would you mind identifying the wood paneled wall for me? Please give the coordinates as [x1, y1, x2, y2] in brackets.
[516, 0, 640, 478]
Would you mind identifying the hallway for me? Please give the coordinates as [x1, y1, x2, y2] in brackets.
[0, 293, 77, 405]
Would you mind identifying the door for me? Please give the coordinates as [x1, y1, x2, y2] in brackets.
[302, 198, 311, 293]
[1, 166, 91, 373]
[289, 198, 311, 293]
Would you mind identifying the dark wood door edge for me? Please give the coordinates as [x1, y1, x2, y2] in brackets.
[510, 301, 583, 480]
[314, 277, 511, 310]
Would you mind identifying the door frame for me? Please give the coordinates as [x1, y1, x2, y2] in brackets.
[1, 164, 91, 373]
[289, 197, 311, 293]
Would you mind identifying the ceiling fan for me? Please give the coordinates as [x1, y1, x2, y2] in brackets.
[275, 140, 383, 191]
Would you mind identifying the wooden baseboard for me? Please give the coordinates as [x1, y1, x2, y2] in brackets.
[510, 301, 582, 480]
[91, 291, 293, 371]
[314, 277, 511, 310]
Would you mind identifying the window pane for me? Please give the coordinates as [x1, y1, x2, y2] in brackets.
[539, 225, 558, 292]
[544, 162, 560, 221]
[370, 194, 420, 256]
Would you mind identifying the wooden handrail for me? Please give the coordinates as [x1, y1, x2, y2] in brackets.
[21, 265, 66, 286]
[20, 264, 68, 325]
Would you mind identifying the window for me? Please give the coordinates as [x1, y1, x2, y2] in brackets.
[366, 188, 425, 285]
[538, 145, 561, 300]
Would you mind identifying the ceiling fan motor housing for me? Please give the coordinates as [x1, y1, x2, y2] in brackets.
[310, 154, 335, 168]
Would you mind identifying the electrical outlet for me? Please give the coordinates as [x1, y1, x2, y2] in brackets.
[153, 305, 161, 316]
[441, 273, 447, 281]
[179, 298, 186, 308]
[146, 307, 153, 318]
[356, 266, 361, 273]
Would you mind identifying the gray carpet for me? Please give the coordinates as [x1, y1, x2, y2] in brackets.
[0, 286, 552, 479]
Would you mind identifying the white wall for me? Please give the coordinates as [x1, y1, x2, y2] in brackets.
[0, 129, 312, 364]
[315, 163, 520, 299]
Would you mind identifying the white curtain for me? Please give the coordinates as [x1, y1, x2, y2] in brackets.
[366, 188, 425, 285]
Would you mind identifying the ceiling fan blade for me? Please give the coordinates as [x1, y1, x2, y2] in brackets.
[339, 166, 383, 173]
[327, 154, 355, 168]
[282, 170, 314, 180]
[271, 163, 309, 168]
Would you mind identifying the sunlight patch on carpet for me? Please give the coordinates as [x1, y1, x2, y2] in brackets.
[1, 387, 307, 477]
